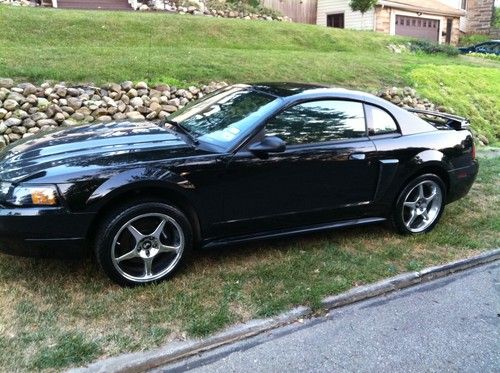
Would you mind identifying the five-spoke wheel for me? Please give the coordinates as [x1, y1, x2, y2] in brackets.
[393, 174, 446, 234]
[96, 201, 193, 286]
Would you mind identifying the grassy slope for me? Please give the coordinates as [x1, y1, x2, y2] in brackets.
[0, 6, 401, 87]
[1, 6, 499, 142]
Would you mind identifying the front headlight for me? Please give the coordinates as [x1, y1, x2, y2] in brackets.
[7, 184, 59, 206]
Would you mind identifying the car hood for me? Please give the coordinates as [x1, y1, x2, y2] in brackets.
[0, 121, 199, 182]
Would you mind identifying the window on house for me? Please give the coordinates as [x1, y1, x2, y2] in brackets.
[327, 13, 345, 28]
[461, 0, 467, 10]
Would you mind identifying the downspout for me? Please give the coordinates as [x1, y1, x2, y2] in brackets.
[52, 0, 57, 7]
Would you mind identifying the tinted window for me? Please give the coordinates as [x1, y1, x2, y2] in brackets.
[365, 104, 398, 135]
[169, 86, 276, 148]
[266, 100, 366, 145]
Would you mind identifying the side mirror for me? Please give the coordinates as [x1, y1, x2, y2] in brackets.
[248, 136, 286, 157]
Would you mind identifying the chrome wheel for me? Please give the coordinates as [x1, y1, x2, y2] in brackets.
[111, 213, 184, 283]
[402, 180, 443, 233]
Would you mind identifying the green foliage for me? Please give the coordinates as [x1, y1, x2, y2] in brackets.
[409, 65, 500, 142]
[226, 0, 261, 8]
[206, 0, 281, 17]
[409, 39, 459, 56]
[458, 33, 490, 47]
[466, 52, 500, 62]
[349, 0, 377, 14]
[493, 7, 500, 27]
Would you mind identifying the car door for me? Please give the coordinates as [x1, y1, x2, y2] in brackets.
[217, 99, 380, 237]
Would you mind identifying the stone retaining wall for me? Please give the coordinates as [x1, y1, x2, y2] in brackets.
[0, 79, 481, 149]
[141, 0, 292, 22]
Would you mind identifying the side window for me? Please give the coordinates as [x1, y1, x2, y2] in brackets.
[265, 100, 366, 145]
[365, 104, 399, 135]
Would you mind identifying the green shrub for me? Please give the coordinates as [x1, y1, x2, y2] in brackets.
[409, 39, 459, 56]
[206, 0, 282, 17]
[458, 34, 490, 47]
[493, 7, 500, 28]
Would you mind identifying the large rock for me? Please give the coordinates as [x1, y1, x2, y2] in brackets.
[135, 81, 148, 90]
[109, 83, 122, 93]
[121, 81, 133, 91]
[3, 100, 19, 111]
[36, 119, 57, 127]
[163, 105, 178, 113]
[4, 117, 22, 127]
[56, 86, 67, 97]
[11, 126, 27, 135]
[7, 91, 25, 103]
[67, 97, 83, 110]
[0, 108, 8, 119]
[130, 97, 143, 108]
[0, 78, 14, 89]
[37, 98, 50, 110]
[21, 83, 37, 96]
[126, 111, 145, 120]
[31, 112, 48, 121]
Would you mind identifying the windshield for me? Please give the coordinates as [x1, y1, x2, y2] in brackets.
[168, 85, 276, 149]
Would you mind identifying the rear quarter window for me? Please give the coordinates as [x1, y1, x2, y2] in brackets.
[365, 104, 399, 135]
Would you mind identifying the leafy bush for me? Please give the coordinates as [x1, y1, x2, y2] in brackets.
[493, 7, 500, 28]
[458, 34, 490, 47]
[409, 39, 459, 56]
[226, 0, 260, 7]
[206, 0, 281, 17]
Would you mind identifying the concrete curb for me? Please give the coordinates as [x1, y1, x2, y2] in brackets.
[71, 248, 499, 373]
[69, 306, 311, 373]
[321, 248, 500, 309]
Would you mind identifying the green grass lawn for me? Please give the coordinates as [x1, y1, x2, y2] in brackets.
[0, 5, 499, 371]
[0, 154, 498, 371]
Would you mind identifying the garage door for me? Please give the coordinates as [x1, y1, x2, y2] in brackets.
[395, 15, 439, 42]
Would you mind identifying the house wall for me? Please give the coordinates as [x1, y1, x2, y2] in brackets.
[465, 0, 494, 34]
[374, 6, 460, 45]
[439, 0, 467, 31]
[316, 0, 375, 30]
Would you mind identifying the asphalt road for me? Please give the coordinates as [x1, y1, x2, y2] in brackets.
[154, 261, 500, 373]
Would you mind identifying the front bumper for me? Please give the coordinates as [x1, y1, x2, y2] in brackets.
[447, 160, 479, 204]
[0, 206, 94, 258]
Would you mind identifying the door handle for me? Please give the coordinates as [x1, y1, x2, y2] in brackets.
[349, 153, 366, 160]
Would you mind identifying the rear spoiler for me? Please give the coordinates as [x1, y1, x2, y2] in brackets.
[407, 108, 471, 131]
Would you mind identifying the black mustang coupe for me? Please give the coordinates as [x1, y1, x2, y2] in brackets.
[0, 83, 478, 286]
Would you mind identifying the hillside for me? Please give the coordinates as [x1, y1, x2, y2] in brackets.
[0, 5, 498, 141]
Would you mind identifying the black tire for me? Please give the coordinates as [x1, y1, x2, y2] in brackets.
[392, 174, 446, 235]
[95, 199, 193, 286]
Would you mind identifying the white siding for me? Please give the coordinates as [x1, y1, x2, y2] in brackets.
[316, 0, 375, 30]
[437, 0, 467, 32]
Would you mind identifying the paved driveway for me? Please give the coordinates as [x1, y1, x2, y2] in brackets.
[154, 261, 500, 372]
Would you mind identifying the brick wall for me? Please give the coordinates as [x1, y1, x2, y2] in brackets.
[490, 28, 500, 38]
[466, 0, 494, 34]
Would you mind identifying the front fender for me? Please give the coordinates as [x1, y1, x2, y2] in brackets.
[86, 167, 195, 209]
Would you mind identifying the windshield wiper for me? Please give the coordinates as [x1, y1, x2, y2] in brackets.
[162, 119, 199, 145]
